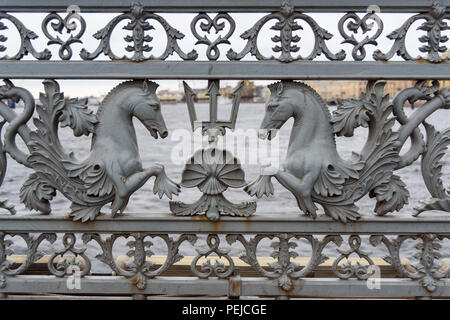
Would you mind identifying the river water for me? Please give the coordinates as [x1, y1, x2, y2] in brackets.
[1, 102, 449, 273]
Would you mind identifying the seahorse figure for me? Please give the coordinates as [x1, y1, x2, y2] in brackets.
[0, 79, 179, 221]
[245, 80, 449, 222]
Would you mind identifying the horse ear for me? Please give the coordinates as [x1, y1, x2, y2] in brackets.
[276, 82, 284, 97]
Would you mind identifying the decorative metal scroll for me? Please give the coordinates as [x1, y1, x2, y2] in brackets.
[191, 13, 235, 61]
[227, 233, 341, 290]
[80, 1, 197, 62]
[0, 0, 448, 62]
[0, 232, 56, 288]
[370, 234, 450, 292]
[1, 231, 450, 293]
[41, 5, 86, 60]
[83, 233, 196, 289]
[373, 1, 450, 63]
[338, 10, 383, 61]
[227, 0, 346, 62]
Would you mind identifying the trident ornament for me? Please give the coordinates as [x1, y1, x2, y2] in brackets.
[183, 79, 244, 143]
[169, 80, 256, 221]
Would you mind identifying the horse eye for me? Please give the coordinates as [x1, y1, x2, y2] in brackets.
[150, 103, 159, 110]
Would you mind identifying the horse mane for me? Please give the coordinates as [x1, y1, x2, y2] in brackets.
[268, 81, 333, 123]
[96, 80, 154, 118]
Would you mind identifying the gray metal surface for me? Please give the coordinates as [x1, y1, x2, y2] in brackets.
[1, 276, 448, 298]
[1, 0, 448, 13]
[1, 212, 450, 234]
[0, 0, 449, 299]
[0, 61, 448, 80]
[1, 1, 449, 63]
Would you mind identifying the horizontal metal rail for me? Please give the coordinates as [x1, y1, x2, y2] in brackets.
[1, 0, 449, 13]
[1, 212, 450, 234]
[2, 276, 447, 298]
[0, 61, 448, 80]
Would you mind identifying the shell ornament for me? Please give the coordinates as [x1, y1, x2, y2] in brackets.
[170, 147, 256, 221]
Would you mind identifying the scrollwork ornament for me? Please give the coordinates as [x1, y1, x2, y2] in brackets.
[42, 5, 86, 60]
[47, 233, 91, 277]
[370, 234, 450, 292]
[0, 232, 56, 288]
[191, 13, 235, 61]
[373, 1, 449, 63]
[338, 11, 383, 61]
[80, 1, 197, 61]
[191, 234, 234, 279]
[332, 235, 375, 280]
[226, 233, 341, 291]
[0, 12, 51, 60]
[82, 233, 196, 289]
[227, 0, 345, 62]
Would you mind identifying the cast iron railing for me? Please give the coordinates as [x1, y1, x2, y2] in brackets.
[0, 0, 449, 299]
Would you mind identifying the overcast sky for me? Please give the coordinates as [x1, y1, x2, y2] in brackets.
[1, 11, 445, 97]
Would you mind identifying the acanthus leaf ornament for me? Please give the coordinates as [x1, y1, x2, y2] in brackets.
[80, 1, 198, 62]
[0, 232, 56, 288]
[373, 1, 449, 63]
[82, 233, 196, 289]
[226, 233, 341, 291]
[413, 123, 450, 215]
[0, 12, 51, 60]
[227, 0, 345, 62]
[370, 234, 450, 292]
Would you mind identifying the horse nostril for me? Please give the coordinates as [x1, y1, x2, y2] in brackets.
[160, 131, 168, 138]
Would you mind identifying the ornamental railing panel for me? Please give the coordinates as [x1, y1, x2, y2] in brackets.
[0, 0, 449, 299]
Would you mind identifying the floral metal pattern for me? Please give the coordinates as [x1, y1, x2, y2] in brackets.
[47, 233, 91, 277]
[191, 13, 235, 61]
[338, 11, 383, 61]
[82, 233, 196, 289]
[0, 1, 447, 62]
[373, 1, 449, 63]
[0, 232, 56, 288]
[0, 230, 448, 294]
[227, 0, 345, 62]
[370, 234, 450, 292]
[42, 5, 86, 60]
[227, 233, 341, 290]
[80, 1, 197, 62]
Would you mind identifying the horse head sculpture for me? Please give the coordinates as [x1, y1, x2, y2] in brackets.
[246, 80, 450, 222]
[0, 79, 180, 222]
